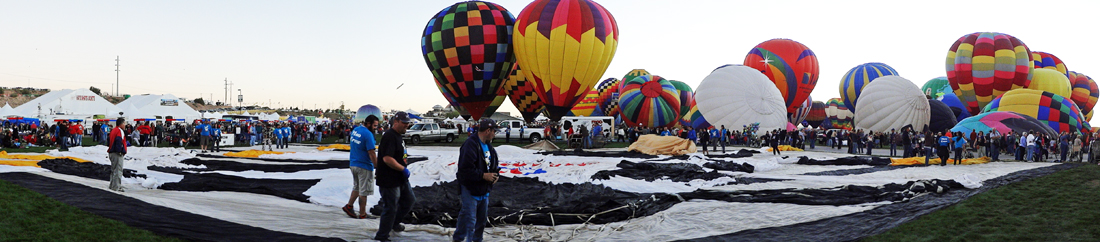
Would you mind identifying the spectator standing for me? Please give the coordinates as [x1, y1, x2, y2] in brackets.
[107, 118, 128, 192]
[453, 119, 501, 242]
[374, 112, 416, 242]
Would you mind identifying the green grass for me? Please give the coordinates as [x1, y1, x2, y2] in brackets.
[0, 179, 185, 242]
[864, 164, 1100, 242]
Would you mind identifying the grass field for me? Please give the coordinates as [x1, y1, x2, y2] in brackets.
[864, 164, 1100, 241]
[0, 179, 184, 242]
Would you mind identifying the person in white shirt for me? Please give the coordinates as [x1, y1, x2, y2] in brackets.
[1026, 131, 1037, 161]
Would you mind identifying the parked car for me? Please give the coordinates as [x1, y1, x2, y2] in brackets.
[494, 120, 544, 142]
[402, 123, 459, 144]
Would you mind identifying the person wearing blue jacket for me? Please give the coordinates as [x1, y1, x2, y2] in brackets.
[453, 119, 500, 242]
[937, 132, 951, 166]
[212, 124, 222, 152]
[273, 124, 284, 149]
[953, 131, 968, 165]
[283, 125, 293, 148]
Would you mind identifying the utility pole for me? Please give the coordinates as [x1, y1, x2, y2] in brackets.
[115, 56, 120, 96]
[223, 78, 228, 106]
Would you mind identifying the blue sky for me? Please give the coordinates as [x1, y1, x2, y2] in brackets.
[2, 0, 1098, 125]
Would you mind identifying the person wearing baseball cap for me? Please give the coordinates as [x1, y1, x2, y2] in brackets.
[343, 112, 380, 219]
[453, 118, 501, 242]
[374, 111, 415, 241]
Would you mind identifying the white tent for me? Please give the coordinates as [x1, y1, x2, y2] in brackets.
[0, 103, 24, 117]
[202, 111, 223, 119]
[116, 94, 202, 120]
[119, 103, 157, 119]
[13, 89, 123, 119]
[405, 109, 421, 115]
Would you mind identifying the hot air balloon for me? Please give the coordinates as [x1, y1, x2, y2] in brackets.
[790, 96, 812, 125]
[951, 111, 1058, 138]
[436, 81, 471, 120]
[501, 63, 546, 123]
[805, 101, 826, 128]
[922, 76, 950, 99]
[514, 0, 618, 121]
[1032, 51, 1068, 76]
[1025, 68, 1072, 98]
[937, 91, 971, 122]
[840, 62, 899, 111]
[825, 98, 853, 129]
[946, 32, 1033, 115]
[594, 78, 621, 117]
[679, 99, 710, 129]
[353, 104, 383, 122]
[422, 1, 516, 121]
[854, 76, 930, 133]
[1069, 71, 1098, 121]
[696, 65, 788, 132]
[620, 69, 650, 90]
[569, 90, 600, 116]
[669, 80, 695, 116]
[481, 90, 508, 118]
[743, 39, 820, 114]
[927, 99, 957, 133]
[619, 75, 680, 128]
[982, 89, 1086, 134]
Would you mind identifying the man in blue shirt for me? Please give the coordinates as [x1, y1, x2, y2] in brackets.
[937, 132, 951, 166]
[709, 127, 721, 152]
[198, 120, 211, 152]
[212, 124, 222, 152]
[953, 131, 968, 165]
[343, 114, 379, 219]
[274, 124, 285, 149]
[453, 119, 500, 242]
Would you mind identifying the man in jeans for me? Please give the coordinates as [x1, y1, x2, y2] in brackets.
[375, 112, 415, 242]
[453, 119, 501, 242]
[107, 118, 128, 192]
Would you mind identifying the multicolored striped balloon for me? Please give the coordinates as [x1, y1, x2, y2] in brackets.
[824, 98, 853, 129]
[620, 69, 650, 91]
[514, 0, 618, 121]
[805, 101, 826, 128]
[951, 111, 1058, 138]
[840, 62, 899, 111]
[743, 39, 820, 114]
[789, 96, 813, 125]
[619, 75, 680, 128]
[1069, 71, 1098, 121]
[946, 32, 1034, 115]
[1025, 68, 1072, 98]
[1032, 51, 1068, 76]
[421, 1, 516, 120]
[669, 80, 694, 117]
[679, 99, 710, 129]
[982, 89, 1086, 134]
[569, 90, 600, 116]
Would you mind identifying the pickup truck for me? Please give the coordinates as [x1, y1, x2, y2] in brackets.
[494, 120, 545, 142]
[402, 123, 459, 144]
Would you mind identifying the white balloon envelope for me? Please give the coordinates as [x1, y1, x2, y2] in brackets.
[696, 65, 788, 132]
[854, 75, 930, 133]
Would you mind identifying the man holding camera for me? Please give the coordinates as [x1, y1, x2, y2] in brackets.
[452, 119, 501, 242]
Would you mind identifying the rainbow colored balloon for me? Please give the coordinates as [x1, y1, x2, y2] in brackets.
[805, 101, 826, 128]
[790, 96, 813, 125]
[824, 98, 853, 129]
[951, 111, 1058, 138]
[982, 89, 1086, 134]
[421, 1, 516, 120]
[669, 80, 695, 117]
[620, 69, 650, 91]
[1032, 51, 1068, 76]
[743, 38, 820, 114]
[1069, 71, 1098, 121]
[946, 32, 1034, 115]
[619, 75, 680, 128]
[840, 62, 899, 111]
[514, 0, 618, 121]
[679, 99, 710, 129]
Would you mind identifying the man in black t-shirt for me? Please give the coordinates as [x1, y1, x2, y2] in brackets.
[374, 112, 415, 242]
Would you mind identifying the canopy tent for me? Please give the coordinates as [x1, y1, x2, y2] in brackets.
[118, 103, 157, 120]
[0, 103, 25, 117]
[201, 111, 223, 120]
[13, 89, 123, 120]
[116, 94, 202, 120]
[404, 109, 421, 115]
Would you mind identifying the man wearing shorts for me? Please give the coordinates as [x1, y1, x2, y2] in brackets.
[343, 113, 380, 219]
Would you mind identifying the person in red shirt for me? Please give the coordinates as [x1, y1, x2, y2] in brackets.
[138, 121, 153, 146]
[68, 122, 83, 147]
[106, 119, 128, 192]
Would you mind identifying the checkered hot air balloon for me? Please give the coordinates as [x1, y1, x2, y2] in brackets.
[1069, 71, 1097, 121]
[743, 38, 820, 115]
[502, 63, 545, 123]
[619, 75, 680, 128]
[514, 0, 619, 121]
[982, 89, 1087, 134]
[592, 78, 619, 116]
[946, 32, 1034, 116]
[1032, 51, 1068, 76]
[840, 62, 899, 112]
[421, 1, 516, 121]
